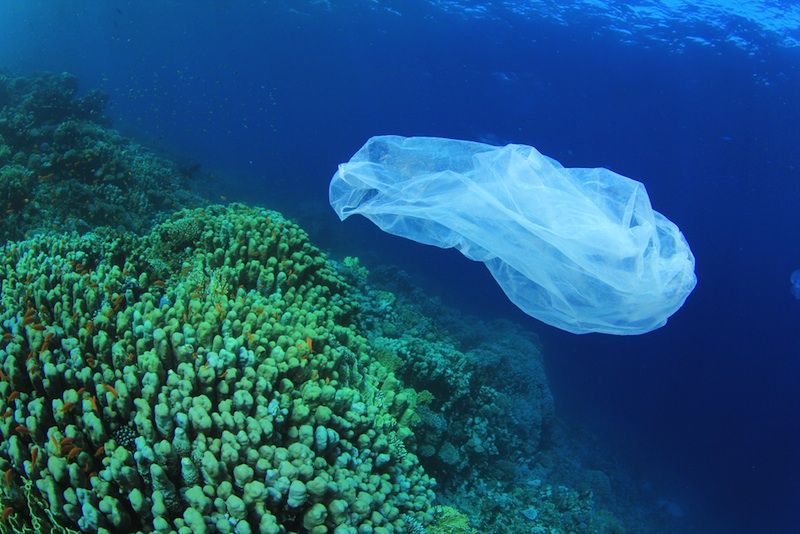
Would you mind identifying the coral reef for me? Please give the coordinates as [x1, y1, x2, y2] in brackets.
[0, 69, 680, 534]
[0, 204, 435, 533]
[339, 263, 555, 482]
[0, 71, 206, 242]
[335, 262, 628, 533]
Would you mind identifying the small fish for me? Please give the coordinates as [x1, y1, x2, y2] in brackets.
[103, 383, 119, 399]
[1, 505, 13, 522]
[21, 309, 35, 326]
[40, 332, 54, 352]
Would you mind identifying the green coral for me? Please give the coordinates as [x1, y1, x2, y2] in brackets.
[347, 268, 555, 481]
[0, 476, 79, 534]
[0, 204, 436, 533]
[427, 505, 476, 534]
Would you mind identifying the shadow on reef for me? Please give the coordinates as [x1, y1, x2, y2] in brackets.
[0, 71, 208, 243]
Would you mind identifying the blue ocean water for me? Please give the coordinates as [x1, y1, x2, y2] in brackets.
[1, 1, 798, 532]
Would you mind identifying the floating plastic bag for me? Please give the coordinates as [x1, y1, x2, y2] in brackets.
[329, 136, 696, 335]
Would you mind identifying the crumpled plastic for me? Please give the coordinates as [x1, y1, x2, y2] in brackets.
[330, 135, 696, 335]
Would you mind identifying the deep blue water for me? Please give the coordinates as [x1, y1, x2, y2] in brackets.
[2, 1, 799, 532]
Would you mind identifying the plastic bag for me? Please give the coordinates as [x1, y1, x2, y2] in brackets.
[330, 135, 696, 334]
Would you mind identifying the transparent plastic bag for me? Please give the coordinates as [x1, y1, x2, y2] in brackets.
[330, 136, 696, 334]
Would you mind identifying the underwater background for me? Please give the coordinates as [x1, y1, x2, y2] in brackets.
[0, 1, 798, 533]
